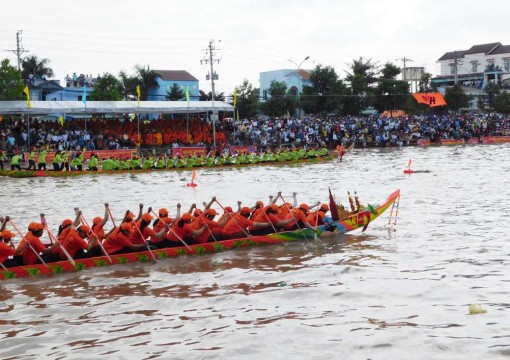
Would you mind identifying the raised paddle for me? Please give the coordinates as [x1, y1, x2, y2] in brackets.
[40, 214, 75, 267]
[149, 209, 192, 251]
[215, 199, 251, 238]
[106, 206, 117, 228]
[8, 219, 50, 268]
[79, 214, 113, 264]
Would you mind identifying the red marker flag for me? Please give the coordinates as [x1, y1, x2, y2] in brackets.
[329, 188, 340, 221]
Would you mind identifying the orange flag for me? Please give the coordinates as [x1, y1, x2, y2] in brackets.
[412, 93, 446, 107]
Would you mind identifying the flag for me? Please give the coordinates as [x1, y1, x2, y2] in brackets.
[233, 88, 237, 108]
[408, 158, 412, 169]
[136, 84, 141, 107]
[329, 188, 340, 221]
[58, 115, 64, 127]
[82, 85, 87, 107]
[23, 86, 32, 108]
[185, 85, 190, 106]
[412, 93, 446, 107]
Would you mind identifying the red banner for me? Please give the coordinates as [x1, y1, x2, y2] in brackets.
[171, 147, 207, 157]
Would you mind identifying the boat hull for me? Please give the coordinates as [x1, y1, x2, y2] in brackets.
[0, 189, 400, 281]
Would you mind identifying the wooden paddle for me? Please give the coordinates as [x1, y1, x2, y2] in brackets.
[8, 219, 50, 268]
[40, 214, 75, 267]
[78, 214, 113, 264]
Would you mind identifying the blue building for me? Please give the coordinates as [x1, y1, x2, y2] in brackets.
[26, 79, 64, 101]
[259, 69, 312, 100]
[46, 86, 93, 101]
[149, 70, 199, 101]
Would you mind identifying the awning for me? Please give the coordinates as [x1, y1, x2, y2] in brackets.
[0, 101, 234, 115]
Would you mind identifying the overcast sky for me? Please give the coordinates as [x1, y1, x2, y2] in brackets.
[1, 0, 507, 96]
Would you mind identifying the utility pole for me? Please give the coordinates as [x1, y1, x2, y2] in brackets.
[396, 57, 413, 81]
[8, 30, 28, 71]
[201, 39, 221, 149]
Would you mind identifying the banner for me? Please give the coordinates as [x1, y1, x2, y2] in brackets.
[412, 93, 446, 107]
[136, 85, 141, 107]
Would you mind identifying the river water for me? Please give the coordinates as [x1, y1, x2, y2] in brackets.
[0, 144, 509, 359]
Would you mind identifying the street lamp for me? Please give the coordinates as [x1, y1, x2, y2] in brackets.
[288, 56, 310, 119]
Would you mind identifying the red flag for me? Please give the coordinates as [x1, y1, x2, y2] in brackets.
[329, 188, 339, 221]
[408, 158, 412, 169]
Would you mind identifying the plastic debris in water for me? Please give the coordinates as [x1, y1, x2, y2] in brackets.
[468, 304, 487, 315]
[278, 282, 287, 287]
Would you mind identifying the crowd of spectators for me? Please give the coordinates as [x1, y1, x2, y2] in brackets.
[1, 113, 510, 155]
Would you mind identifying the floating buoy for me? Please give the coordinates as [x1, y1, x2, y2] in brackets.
[468, 304, 487, 315]
[404, 158, 414, 174]
[186, 182, 197, 187]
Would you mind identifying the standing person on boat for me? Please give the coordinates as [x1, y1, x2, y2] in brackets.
[15, 222, 61, 266]
[0, 150, 6, 170]
[37, 146, 48, 171]
[336, 144, 345, 161]
[9, 152, 22, 171]
[26, 147, 36, 170]
[220, 207, 270, 240]
[102, 222, 148, 255]
[52, 150, 63, 171]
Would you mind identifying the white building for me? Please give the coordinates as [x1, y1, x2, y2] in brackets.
[432, 42, 510, 90]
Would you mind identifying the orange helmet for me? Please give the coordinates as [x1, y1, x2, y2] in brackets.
[120, 222, 132, 231]
[240, 207, 251, 215]
[141, 213, 153, 222]
[205, 209, 218, 217]
[0, 230, 15, 239]
[320, 204, 330, 212]
[181, 213, 192, 222]
[299, 203, 310, 211]
[29, 222, 44, 231]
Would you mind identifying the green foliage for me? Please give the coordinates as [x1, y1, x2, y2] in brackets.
[118, 70, 138, 100]
[373, 62, 410, 113]
[232, 79, 259, 118]
[418, 72, 437, 93]
[483, 83, 500, 109]
[165, 83, 185, 101]
[0, 58, 25, 100]
[88, 73, 122, 101]
[444, 85, 471, 112]
[21, 55, 54, 80]
[493, 91, 510, 114]
[302, 64, 347, 115]
[343, 57, 379, 115]
[261, 80, 294, 117]
[199, 90, 225, 101]
[135, 65, 160, 101]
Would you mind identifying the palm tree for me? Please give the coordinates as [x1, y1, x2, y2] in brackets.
[22, 55, 54, 80]
[134, 65, 160, 101]
[118, 70, 138, 100]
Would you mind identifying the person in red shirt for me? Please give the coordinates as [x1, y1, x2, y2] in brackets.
[165, 212, 207, 247]
[102, 222, 147, 255]
[55, 223, 98, 260]
[0, 230, 16, 267]
[220, 207, 270, 240]
[91, 203, 110, 241]
[15, 222, 61, 265]
[191, 208, 229, 243]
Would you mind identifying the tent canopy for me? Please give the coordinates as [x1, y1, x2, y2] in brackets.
[0, 101, 234, 115]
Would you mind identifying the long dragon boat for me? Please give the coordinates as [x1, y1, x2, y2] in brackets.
[0, 153, 336, 178]
[0, 189, 400, 281]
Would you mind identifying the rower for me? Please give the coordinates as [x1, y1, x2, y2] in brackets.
[15, 222, 61, 265]
[219, 206, 270, 240]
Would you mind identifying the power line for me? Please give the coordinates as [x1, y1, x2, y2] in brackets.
[7, 30, 28, 70]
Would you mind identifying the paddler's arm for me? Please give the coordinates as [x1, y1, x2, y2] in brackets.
[0, 216, 7, 232]
[100, 203, 109, 227]
[136, 203, 143, 222]
[203, 197, 216, 211]
[292, 192, 298, 208]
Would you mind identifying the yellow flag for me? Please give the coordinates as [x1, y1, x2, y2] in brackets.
[23, 86, 32, 108]
[136, 85, 141, 107]
[59, 115, 64, 126]
[233, 89, 237, 108]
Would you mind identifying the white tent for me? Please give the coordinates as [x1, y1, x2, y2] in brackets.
[0, 101, 234, 115]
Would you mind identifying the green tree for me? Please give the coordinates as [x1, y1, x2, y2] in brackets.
[418, 72, 437, 93]
[198, 90, 225, 101]
[232, 79, 259, 119]
[493, 91, 510, 114]
[343, 57, 378, 115]
[21, 55, 54, 80]
[0, 58, 24, 100]
[165, 83, 185, 101]
[118, 70, 137, 100]
[444, 85, 471, 112]
[134, 65, 160, 100]
[483, 83, 500, 109]
[88, 73, 122, 101]
[302, 64, 346, 115]
[373, 62, 410, 113]
[261, 80, 294, 117]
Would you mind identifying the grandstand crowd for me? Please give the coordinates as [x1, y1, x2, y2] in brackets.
[1, 113, 509, 155]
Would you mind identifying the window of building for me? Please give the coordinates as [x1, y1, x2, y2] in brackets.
[504, 58, 510, 72]
[471, 62, 479, 73]
[449, 64, 456, 75]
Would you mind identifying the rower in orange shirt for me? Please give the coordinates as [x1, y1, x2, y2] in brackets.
[102, 222, 147, 255]
[0, 229, 16, 267]
[220, 207, 270, 240]
[306, 204, 329, 227]
[249, 204, 293, 235]
[15, 222, 61, 265]
[91, 203, 110, 241]
[55, 211, 99, 260]
[166, 212, 207, 247]
[130, 212, 169, 245]
[280, 203, 316, 231]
